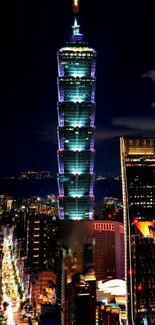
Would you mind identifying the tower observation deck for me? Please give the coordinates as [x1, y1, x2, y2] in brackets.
[57, 6, 97, 220]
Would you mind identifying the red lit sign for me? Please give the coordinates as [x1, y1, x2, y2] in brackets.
[94, 223, 115, 231]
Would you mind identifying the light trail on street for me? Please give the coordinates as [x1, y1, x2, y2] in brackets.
[2, 234, 20, 325]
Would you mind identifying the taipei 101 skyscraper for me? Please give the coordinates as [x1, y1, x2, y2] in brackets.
[57, 1, 97, 220]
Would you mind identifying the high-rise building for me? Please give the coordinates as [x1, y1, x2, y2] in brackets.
[59, 220, 124, 281]
[120, 137, 155, 325]
[57, 5, 97, 220]
[14, 208, 27, 239]
[65, 271, 96, 325]
[26, 205, 59, 273]
[94, 221, 124, 281]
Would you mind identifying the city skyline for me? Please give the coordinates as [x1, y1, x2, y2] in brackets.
[1, 1, 155, 177]
[1, 2, 155, 323]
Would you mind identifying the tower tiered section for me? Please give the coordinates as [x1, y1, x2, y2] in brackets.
[57, 14, 97, 220]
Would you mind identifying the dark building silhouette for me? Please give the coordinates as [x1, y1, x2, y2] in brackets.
[83, 242, 94, 272]
[65, 271, 96, 325]
[40, 303, 61, 325]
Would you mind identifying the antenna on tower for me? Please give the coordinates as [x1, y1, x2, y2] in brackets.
[72, 0, 83, 41]
[72, 0, 80, 14]
[72, 16, 80, 36]
[72, 0, 80, 36]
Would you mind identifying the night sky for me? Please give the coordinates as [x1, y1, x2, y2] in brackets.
[1, 0, 155, 177]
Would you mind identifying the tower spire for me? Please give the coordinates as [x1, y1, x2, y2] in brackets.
[72, 1, 81, 37]
[72, 16, 80, 36]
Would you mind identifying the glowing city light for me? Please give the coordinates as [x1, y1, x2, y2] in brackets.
[59, 46, 96, 53]
[137, 285, 142, 291]
[135, 221, 154, 237]
[97, 279, 126, 296]
[72, 0, 80, 13]
[128, 270, 133, 275]
[2, 233, 23, 325]
[72, 99, 83, 103]
[71, 194, 82, 198]
[71, 73, 85, 78]
[72, 148, 83, 152]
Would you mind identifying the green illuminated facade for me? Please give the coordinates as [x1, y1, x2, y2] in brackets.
[57, 18, 97, 219]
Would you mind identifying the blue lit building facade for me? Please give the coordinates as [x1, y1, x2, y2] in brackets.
[57, 18, 97, 220]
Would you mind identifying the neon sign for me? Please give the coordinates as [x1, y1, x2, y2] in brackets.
[94, 223, 115, 231]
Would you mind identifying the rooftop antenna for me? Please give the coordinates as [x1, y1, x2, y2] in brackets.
[72, 0, 80, 36]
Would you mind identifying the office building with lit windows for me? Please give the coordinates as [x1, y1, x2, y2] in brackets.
[94, 221, 124, 281]
[57, 12, 97, 219]
[59, 219, 124, 281]
[26, 205, 59, 273]
[120, 137, 155, 325]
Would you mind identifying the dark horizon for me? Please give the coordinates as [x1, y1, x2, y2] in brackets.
[0, 178, 121, 205]
[1, 0, 155, 177]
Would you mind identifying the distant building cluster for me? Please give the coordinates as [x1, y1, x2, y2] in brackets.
[19, 170, 52, 179]
[96, 174, 120, 181]
[100, 197, 123, 222]
[1, 170, 52, 180]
